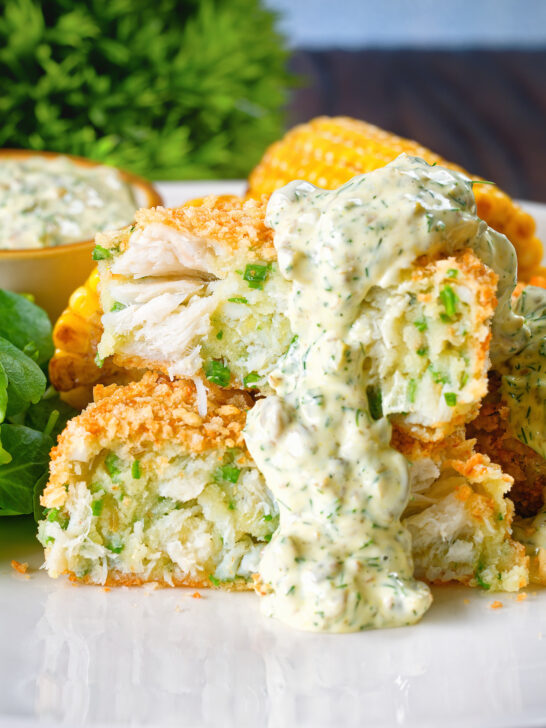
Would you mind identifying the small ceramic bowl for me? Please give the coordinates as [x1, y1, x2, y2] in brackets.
[0, 149, 163, 320]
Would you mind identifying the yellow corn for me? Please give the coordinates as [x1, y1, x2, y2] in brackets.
[49, 268, 123, 408]
[247, 116, 542, 279]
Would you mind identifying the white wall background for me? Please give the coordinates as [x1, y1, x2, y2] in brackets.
[265, 0, 546, 48]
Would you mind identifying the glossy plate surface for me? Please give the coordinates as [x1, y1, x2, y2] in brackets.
[1, 186, 545, 728]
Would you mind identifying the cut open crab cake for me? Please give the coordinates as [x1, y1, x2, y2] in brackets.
[94, 193, 498, 439]
[38, 372, 278, 587]
[95, 195, 293, 391]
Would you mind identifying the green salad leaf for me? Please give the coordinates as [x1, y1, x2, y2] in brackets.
[0, 336, 46, 417]
[0, 290, 76, 517]
[0, 290, 54, 366]
[0, 424, 53, 516]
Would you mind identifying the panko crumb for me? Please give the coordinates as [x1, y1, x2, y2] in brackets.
[463, 598, 470, 605]
[490, 600, 504, 609]
[11, 560, 29, 575]
[516, 592, 528, 602]
[192, 591, 202, 599]
[103, 587, 111, 593]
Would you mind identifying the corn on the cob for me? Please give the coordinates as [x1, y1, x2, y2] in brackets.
[247, 116, 542, 280]
[49, 268, 133, 409]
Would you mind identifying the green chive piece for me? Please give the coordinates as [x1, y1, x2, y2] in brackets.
[263, 514, 273, 521]
[204, 360, 231, 387]
[243, 371, 261, 388]
[131, 460, 141, 480]
[243, 263, 269, 290]
[408, 378, 417, 404]
[92, 499, 104, 517]
[416, 347, 428, 357]
[366, 385, 383, 421]
[110, 301, 126, 312]
[105, 452, 123, 482]
[107, 542, 124, 554]
[46, 508, 69, 529]
[227, 297, 248, 304]
[444, 392, 457, 407]
[216, 330, 223, 340]
[214, 464, 240, 484]
[92, 244, 112, 261]
[439, 285, 459, 319]
[414, 317, 428, 332]
[209, 574, 220, 586]
[447, 268, 459, 278]
[94, 352, 104, 368]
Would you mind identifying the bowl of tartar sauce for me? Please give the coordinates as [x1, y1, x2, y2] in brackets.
[0, 150, 162, 319]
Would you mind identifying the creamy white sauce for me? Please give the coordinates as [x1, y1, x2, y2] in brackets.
[0, 156, 137, 249]
[244, 154, 523, 632]
[501, 286, 546, 458]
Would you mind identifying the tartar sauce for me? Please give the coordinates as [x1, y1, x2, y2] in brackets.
[245, 154, 523, 632]
[501, 285, 546, 458]
[0, 156, 137, 250]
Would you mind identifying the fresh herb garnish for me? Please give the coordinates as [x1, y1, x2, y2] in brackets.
[243, 371, 261, 388]
[204, 360, 231, 387]
[91, 244, 112, 261]
[243, 263, 270, 289]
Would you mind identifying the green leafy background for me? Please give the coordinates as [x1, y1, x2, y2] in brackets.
[0, 0, 292, 179]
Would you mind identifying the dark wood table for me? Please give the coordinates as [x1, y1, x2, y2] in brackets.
[287, 50, 546, 202]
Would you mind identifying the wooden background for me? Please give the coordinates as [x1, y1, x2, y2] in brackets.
[287, 50, 546, 201]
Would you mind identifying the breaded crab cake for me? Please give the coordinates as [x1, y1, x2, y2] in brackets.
[38, 372, 277, 588]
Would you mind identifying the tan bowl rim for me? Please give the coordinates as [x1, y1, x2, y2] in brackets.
[0, 148, 163, 259]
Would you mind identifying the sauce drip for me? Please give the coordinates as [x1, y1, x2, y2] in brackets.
[244, 154, 524, 632]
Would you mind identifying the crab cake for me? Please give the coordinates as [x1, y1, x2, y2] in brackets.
[94, 194, 498, 439]
[95, 195, 293, 391]
[397, 432, 529, 592]
[38, 372, 278, 588]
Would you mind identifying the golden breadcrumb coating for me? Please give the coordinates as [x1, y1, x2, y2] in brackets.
[42, 372, 253, 512]
[95, 194, 275, 264]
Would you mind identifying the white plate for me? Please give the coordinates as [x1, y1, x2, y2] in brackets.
[1, 187, 545, 728]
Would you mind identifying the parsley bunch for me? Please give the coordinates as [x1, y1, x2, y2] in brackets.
[0, 291, 75, 518]
[0, 0, 292, 179]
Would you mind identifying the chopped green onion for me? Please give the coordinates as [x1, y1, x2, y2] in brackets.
[107, 542, 124, 554]
[92, 499, 104, 517]
[439, 285, 459, 319]
[408, 378, 417, 403]
[216, 330, 224, 340]
[105, 452, 123, 482]
[414, 317, 428, 332]
[366, 386, 383, 421]
[132, 460, 141, 480]
[444, 392, 457, 407]
[214, 464, 240, 484]
[243, 371, 261, 388]
[94, 352, 104, 368]
[209, 574, 220, 586]
[227, 297, 248, 304]
[204, 360, 231, 387]
[46, 508, 69, 529]
[243, 263, 270, 289]
[228, 501, 235, 511]
[447, 269, 459, 278]
[92, 244, 112, 261]
[110, 301, 126, 312]
[263, 514, 273, 521]
[416, 347, 428, 357]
